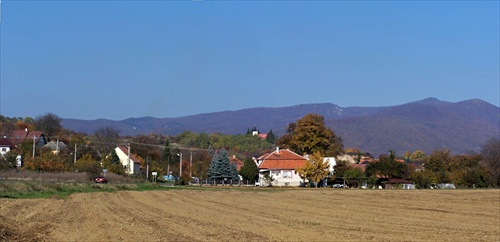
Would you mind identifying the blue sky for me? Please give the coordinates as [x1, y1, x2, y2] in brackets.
[1, 1, 498, 120]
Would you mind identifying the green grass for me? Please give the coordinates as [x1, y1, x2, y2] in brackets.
[0, 180, 297, 199]
[0, 181, 125, 199]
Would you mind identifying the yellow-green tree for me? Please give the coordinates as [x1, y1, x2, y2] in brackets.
[100, 152, 125, 175]
[297, 151, 330, 188]
[23, 151, 67, 172]
[75, 154, 101, 180]
[410, 150, 428, 164]
[283, 114, 343, 157]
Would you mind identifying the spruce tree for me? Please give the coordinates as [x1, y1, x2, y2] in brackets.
[110, 149, 120, 164]
[219, 149, 232, 181]
[207, 149, 237, 183]
[230, 162, 240, 181]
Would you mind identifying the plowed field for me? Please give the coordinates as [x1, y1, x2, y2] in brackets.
[1, 188, 499, 241]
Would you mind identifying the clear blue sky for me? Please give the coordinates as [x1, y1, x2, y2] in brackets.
[1, 1, 498, 120]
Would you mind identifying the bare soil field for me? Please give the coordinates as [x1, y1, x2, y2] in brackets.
[1, 188, 499, 241]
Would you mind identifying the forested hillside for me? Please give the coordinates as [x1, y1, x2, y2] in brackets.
[61, 98, 499, 155]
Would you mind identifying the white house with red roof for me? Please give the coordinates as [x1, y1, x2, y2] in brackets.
[254, 148, 308, 187]
[0, 138, 14, 156]
[115, 146, 141, 175]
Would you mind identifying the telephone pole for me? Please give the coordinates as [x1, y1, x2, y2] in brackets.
[32, 135, 36, 158]
[74, 144, 77, 163]
[179, 152, 183, 178]
[128, 143, 131, 174]
[190, 151, 193, 178]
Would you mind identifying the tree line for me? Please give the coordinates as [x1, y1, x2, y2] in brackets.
[1, 113, 499, 188]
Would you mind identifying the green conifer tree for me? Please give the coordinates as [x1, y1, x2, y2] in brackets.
[230, 162, 240, 181]
[240, 158, 258, 181]
[207, 149, 236, 183]
[110, 149, 120, 164]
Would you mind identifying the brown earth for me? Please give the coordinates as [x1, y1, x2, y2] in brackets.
[1, 188, 499, 241]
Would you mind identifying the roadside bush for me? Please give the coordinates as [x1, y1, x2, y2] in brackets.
[75, 154, 101, 181]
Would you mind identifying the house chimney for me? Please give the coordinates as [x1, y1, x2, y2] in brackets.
[25, 128, 28, 132]
[276, 147, 279, 153]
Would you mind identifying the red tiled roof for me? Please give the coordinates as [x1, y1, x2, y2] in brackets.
[117, 146, 141, 164]
[258, 149, 308, 170]
[257, 134, 268, 139]
[9, 130, 44, 145]
[0, 138, 14, 147]
[230, 155, 244, 171]
[349, 164, 367, 172]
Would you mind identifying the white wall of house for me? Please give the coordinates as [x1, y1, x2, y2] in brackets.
[0, 146, 11, 156]
[324, 157, 336, 175]
[115, 147, 140, 175]
[258, 169, 304, 187]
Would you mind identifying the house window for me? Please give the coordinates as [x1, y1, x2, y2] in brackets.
[272, 171, 280, 178]
[283, 171, 292, 178]
[1, 148, 5, 152]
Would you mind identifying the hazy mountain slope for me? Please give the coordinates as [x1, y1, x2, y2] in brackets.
[61, 98, 499, 155]
[331, 98, 499, 155]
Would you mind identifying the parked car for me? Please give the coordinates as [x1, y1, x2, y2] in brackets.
[333, 184, 344, 188]
[94, 176, 108, 184]
[191, 177, 200, 184]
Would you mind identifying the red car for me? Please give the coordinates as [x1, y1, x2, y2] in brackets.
[94, 176, 108, 184]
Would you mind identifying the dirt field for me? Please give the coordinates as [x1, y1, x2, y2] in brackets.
[1, 188, 499, 241]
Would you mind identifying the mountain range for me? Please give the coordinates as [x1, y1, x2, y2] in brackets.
[62, 98, 500, 156]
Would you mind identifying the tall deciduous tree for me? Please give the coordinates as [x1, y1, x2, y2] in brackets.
[296, 151, 330, 188]
[93, 127, 120, 158]
[425, 149, 449, 173]
[410, 150, 428, 165]
[284, 114, 343, 156]
[481, 137, 500, 186]
[365, 151, 408, 179]
[34, 113, 62, 141]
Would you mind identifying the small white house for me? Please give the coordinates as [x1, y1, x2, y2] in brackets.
[115, 146, 141, 175]
[0, 138, 14, 156]
[254, 148, 308, 187]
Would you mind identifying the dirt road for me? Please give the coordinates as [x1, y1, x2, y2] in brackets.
[1, 188, 499, 241]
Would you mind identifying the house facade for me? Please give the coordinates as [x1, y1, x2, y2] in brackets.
[254, 148, 308, 187]
[115, 146, 141, 175]
[0, 138, 14, 156]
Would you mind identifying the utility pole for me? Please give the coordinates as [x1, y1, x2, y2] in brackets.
[74, 144, 77, 163]
[179, 152, 183, 178]
[32, 135, 36, 158]
[128, 143, 131, 174]
[190, 151, 193, 178]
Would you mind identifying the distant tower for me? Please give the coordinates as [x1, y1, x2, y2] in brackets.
[251, 126, 258, 136]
